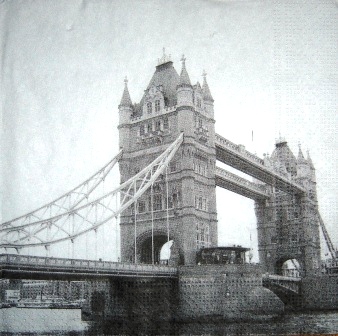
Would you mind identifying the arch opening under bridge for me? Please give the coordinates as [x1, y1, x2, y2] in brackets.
[276, 257, 302, 278]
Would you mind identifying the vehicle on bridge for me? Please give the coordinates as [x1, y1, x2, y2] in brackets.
[196, 246, 250, 265]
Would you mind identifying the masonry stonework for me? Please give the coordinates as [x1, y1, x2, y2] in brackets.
[255, 139, 321, 276]
[118, 55, 217, 265]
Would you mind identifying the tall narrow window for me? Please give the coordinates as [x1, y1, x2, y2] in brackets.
[154, 194, 162, 211]
[173, 193, 178, 207]
[147, 102, 152, 114]
[138, 201, 145, 213]
[168, 196, 173, 209]
[147, 122, 152, 133]
[163, 117, 169, 130]
[140, 125, 145, 136]
[155, 120, 161, 131]
[198, 197, 203, 210]
[155, 100, 160, 112]
[169, 161, 176, 173]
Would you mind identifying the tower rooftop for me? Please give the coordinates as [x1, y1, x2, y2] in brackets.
[157, 47, 172, 66]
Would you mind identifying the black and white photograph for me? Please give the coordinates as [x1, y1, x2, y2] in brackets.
[1, 0, 337, 335]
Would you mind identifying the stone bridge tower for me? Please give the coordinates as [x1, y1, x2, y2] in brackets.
[118, 53, 217, 265]
[255, 138, 321, 276]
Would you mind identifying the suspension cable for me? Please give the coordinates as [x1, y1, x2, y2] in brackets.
[95, 229, 98, 260]
[115, 193, 119, 262]
[1, 134, 183, 249]
[85, 228, 88, 260]
[95, 204, 98, 260]
[134, 182, 137, 263]
[151, 183, 154, 265]
[166, 166, 170, 252]
[72, 214, 75, 259]
[1, 150, 123, 229]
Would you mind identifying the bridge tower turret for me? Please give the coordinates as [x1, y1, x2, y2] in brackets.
[118, 77, 133, 151]
[295, 147, 321, 276]
[118, 52, 217, 265]
[202, 70, 214, 117]
[256, 138, 321, 276]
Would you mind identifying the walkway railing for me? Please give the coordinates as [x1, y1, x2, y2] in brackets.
[215, 166, 270, 199]
[0, 254, 177, 275]
[215, 133, 305, 194]
[215, 134, 264, 165]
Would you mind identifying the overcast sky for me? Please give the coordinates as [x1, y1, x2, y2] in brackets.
[1, 0, 337, 261]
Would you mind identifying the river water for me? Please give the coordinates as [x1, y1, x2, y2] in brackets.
[1, 310, 338, 335]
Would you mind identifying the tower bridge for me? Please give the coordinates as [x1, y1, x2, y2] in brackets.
[0, 53, 337, 317]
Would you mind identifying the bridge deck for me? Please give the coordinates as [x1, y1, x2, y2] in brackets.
[215, 166, 270, 200]
[215, 133, 305, 195]
[0, 254, 178, 280]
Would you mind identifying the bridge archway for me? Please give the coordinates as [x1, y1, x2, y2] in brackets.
[136, 229, 174, 265]
[275, 257, 303, 278]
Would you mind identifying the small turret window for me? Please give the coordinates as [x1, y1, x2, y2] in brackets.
[155, 100, 160, 112]
[147, 102, 152, 114]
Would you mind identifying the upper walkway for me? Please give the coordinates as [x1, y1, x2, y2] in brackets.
[215, 133, 305, 195]
[215, 166, 270, 200]
[0, 254, 178, 281]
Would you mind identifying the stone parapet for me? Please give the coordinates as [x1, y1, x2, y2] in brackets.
[177, 265, 283, 320]
[301, 275, 338, 310]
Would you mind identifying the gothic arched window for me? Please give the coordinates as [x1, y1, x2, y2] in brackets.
[155, 100, 160, 112]
[155, 120, 161, 131]
[147, 102, 152, 114]
[148, 183, 163, 211]
[153, 194, 162, 211]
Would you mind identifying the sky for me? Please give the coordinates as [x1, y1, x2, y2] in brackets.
[1, 0, 337, 261]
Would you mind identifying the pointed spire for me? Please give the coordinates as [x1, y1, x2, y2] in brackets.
[195, 81, 202, 90]
[307, 150, 315, 169]
[202, 70, 214, 102]
[297, 143, 307, 164]
[120, 77, 132, 107]
[178, 54, 191, 86]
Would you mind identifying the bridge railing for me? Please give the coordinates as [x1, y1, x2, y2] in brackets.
[263, 274, 301, 294]
[215, 166, 270, 197]
[0, 254, 177, 274]
[215, 134, 264, 166]
[215, 133, 305, 193]
[264, 274, 301, 282]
